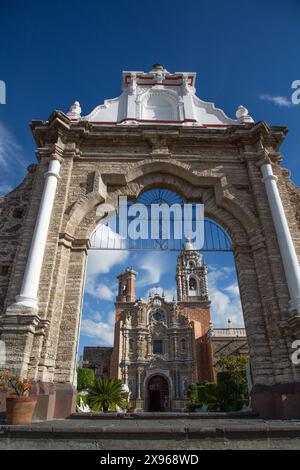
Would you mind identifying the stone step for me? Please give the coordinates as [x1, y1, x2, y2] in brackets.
[69, 410, 258, 420]
[1, 418, 300, 450]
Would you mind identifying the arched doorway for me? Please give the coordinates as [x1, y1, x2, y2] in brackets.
[147, 375, 169, 411]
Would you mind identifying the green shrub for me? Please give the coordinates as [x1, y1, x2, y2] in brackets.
[77, 368, 95, 391]
[187, 355, 250, 412]
[89, 377, 126, 412]
[187, 383, 198, 402]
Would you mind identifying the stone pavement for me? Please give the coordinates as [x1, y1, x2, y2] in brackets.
[1, 413, 300, 450]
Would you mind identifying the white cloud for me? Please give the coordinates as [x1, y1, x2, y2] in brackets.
[81, 308, 115, 346]
[136, 252, 168, 287]
[208, 267, 244, 328]
[85, 278, 115, 300]
[85, 245, 126, 301]
[87, 249, 129, 277]
[85, 228, 129, 299]
[0, 121, 25, 172]
[224, 283, 240, 297]
[81, 318, 114, 346]
[259, 94, 292, 107]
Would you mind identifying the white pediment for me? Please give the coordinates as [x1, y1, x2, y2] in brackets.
[67, 64, 254, 127]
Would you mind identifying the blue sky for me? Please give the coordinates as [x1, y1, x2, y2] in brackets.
[0, 1, 299, 354]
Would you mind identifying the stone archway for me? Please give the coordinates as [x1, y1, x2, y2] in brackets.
[0, 115, 299, 420]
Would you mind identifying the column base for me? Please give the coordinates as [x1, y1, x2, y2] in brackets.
[14, 295, 38, 310]
[1, 381, 77, 420]
[134, 399, 144, 411]
[53, 383, 77, 419]
[251, 382, 300, 419]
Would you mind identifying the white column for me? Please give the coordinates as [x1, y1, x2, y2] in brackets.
[261, 163, 300, 313]
[15, 158, 61, 310]
[137, 369, 141, 400]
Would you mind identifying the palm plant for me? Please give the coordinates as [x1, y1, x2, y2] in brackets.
[89, 377, 126, 412]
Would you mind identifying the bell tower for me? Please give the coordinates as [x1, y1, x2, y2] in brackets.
[176, 239, 209, 302]
[117, 267, 137, 303]
[176, 239, 214, 383]
[111, 267, 137, 379]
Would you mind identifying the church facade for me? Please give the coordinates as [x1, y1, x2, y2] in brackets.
[109, 241, 214, 411]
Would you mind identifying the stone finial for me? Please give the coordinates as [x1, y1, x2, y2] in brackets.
[235, 105, 254, 123]
[236, 105, 249, 118]
[151, 63, 167, 72]
[66, 101, 81, 121]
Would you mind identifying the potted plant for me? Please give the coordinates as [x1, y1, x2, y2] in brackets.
[89, 377, 126, 412]
[0, 371, 37, 425]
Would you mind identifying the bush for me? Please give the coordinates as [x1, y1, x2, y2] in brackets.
[187, 356, 250, 412]
[77, 368, 95, 391]
[187, 384, 198, 402]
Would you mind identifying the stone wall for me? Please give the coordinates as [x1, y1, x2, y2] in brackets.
[82, 346, 113, 378]
[0, 165, 36, 314]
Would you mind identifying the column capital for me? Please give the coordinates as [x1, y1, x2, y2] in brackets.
[50, 143, 65, 162]
[71, 238, 91, 254]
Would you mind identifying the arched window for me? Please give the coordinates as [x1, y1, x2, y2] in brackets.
[181, 338, 186, 351]
[189, 277, 197, 291]
[188, 260, 195, 269]
[129, 338, 134, 352]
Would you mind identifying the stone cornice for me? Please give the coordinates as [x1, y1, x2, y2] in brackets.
[58, 232, 90, 253]
[30, 116, 288, 152]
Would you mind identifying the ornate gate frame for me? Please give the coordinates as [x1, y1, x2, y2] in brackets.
[0, 113, 300, 419]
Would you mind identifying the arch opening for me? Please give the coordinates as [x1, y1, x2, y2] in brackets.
[77, 186, 248, 414]
[147, 375, 169, 411]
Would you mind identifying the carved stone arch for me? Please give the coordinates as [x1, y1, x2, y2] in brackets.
[143, 371, 173, 408]
[64, 160, 260, 251]
[124, 159, 259, 239]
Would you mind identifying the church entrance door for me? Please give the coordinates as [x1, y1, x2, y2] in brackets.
[148, 375, 169, 411]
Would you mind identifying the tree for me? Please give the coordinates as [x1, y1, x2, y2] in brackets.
[215, 355, 250, 411]
[77, 368, 95, 391]
[89, 377, 126, 412]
